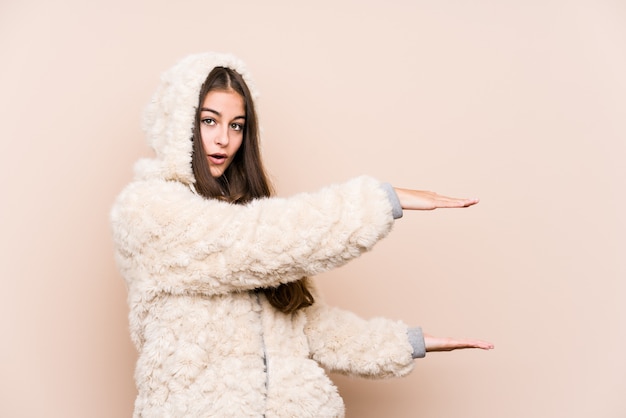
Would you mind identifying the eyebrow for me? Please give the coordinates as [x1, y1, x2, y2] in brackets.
[200, 107, 246, 120]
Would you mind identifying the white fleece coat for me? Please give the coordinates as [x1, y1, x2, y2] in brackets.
[111, 52, 415, 418]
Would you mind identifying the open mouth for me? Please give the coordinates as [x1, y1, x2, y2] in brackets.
[208, 154, 227, 165]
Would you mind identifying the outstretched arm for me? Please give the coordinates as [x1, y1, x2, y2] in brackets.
[112, 176, 398, 296]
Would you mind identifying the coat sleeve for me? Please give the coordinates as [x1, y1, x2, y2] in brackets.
[303, 286, 415, 378]
[110, 175, 395, 296]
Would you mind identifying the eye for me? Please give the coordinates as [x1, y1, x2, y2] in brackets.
[230, 122, 244, 131]
[201, 118, 216, 126]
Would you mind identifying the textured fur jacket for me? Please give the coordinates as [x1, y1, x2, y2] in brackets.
[110, 53, 418, 417]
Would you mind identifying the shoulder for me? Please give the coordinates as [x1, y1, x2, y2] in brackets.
[114, 178, 195, 206]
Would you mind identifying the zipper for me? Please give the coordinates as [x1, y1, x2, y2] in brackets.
[255, 291, 268, 417]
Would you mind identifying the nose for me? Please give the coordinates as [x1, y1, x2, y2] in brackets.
[215, 125, 229, 146]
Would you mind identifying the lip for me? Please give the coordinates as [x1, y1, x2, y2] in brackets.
[207, 153, 228, 165]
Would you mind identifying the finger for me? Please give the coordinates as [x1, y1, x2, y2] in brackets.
[431, 194, 478, 204]
[460, 342, 494, 350]
[433, 197, 479, 208]
[455, 339, 494, 350]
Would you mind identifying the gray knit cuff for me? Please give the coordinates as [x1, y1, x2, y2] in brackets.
[381, 183, 403, 219]
[407, 327, 426, 359]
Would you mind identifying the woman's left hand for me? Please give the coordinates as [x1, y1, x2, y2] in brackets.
[394, 188, 479, 211]
[424, 334, 494, 352]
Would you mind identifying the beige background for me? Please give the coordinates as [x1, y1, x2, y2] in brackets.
[1, 0, 625, 417]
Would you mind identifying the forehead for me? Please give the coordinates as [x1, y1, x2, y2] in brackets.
[202, 90, 245, 112]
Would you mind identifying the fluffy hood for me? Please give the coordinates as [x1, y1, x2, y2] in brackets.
[135, 52, 259, 184]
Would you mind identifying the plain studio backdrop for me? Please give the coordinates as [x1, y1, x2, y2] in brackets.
[1, 1, 624, 417]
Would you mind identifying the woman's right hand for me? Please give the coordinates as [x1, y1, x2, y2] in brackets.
[394, 188, 479, 211]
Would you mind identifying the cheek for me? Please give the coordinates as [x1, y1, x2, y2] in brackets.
[200, 126, 211, 147]
[231, 134, 244, 153]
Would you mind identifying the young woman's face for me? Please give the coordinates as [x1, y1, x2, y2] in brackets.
[199, 89, 246, 178]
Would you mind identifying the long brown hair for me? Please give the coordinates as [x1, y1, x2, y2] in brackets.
[191, 67, 314, 314]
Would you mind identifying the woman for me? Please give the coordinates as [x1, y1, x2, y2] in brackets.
[111, 52, 493, 417]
